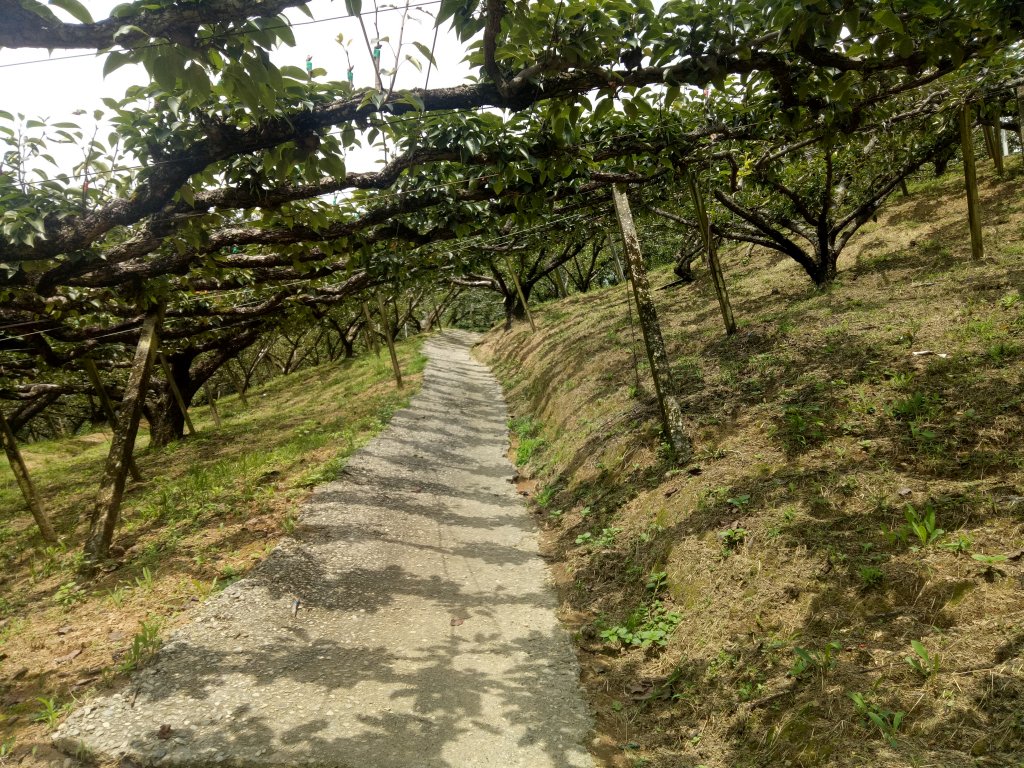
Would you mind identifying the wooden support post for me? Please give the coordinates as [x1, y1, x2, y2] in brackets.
[1016, 87, 1024, 158]
[85, 305, 164, 566]
[959, 105, 984, 261]
[0, 409, 57, 543]
[226, 363, 249, 407]
[686, 170, 737, 336]
[899, 178, 910, 197]
[375, 295, 403, 389]
[611, 184, 692, 462]
[83, 358, 142, 482]
[990, 120, 1005, 176]
[554, 266, 569, 298]
[159, 352, 196, 435]
[504, 256, 536, 332]
[204, 383, 222, 427]
[362, 301, 381, 356]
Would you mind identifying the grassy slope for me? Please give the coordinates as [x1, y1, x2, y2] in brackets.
[480, 160, 1024, 768]
[0, 340, 425, 765]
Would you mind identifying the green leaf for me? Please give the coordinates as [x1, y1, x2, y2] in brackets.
[872, 9, 904, 34]
[344, 0, 362, 15]
[102, 51, 131, 77]
[412, 41, 437, 67]
[48, 0, 93, 23]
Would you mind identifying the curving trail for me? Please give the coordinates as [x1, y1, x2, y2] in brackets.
[56, 331, 594, 768]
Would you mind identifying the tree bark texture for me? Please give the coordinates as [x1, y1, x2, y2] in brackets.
[376, 295, 403, 389]
[0, 408, 58, 542]
[686, 171, 737, 336]
[959, 105, 984, 260]
[85, 304, 164, 565]
[611, 184, 692, 463]
[83, 357, 143, 482]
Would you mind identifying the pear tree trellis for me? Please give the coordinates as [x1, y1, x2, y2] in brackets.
[1, 0, 1022, 566]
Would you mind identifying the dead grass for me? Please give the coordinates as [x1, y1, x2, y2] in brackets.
[480, 158, 1024, 768]
[0, 341, 425, 766]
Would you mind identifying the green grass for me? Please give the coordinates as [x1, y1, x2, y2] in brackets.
[480, 158, 1024, 768]
[0, 337, 427, 765]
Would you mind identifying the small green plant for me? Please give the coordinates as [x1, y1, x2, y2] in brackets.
[53, 581, 86, 609]
[576, 527, 621, 549]
[33, 697, 72, 729]
[905, 639, 940, 679]
[282, 514, 297, 534]
[600, 600, 682, 648]
[106, 583, 129, 607]
[904, 504, 944, 546]
[849, 691, 905, 746]
[971, 552, 1008, 565]
[939, 533, 972, 554]
[858, 565, 884, 589]
[789, 641, 842, 678]
[718, 527, 747, 554]
[887, 504, 943, 548]
[134, 566, 156, 591]
[0, 735, 15, 761]
[890, 390, 937, 421]
[119, 617, 162, 673]
[779, 404, 826, 450]
[726, 494, 750, 509]
[510, 417, 544, 466]
[645, 571, 668, 593]
[535, 485, 558, 508]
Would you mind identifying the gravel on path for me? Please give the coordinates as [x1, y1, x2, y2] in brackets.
[55, 331, 594, 768]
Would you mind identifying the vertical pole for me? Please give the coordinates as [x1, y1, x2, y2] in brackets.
[611, 184, 692, 462]
[0, 409, 57, 543]
[85, 305, 164, 566]
[959, 105, 984, 261]
[504, 256, 536, 332]
[686, 170, 737, 335]
[899, 179, 910, 197]
[608, 234, 642, 394]
[83, 358, 142, 482]
[159, 353, 196, 435]
[362, 301, 381, 356]
[226, 363, 249, 406]
[204, 382, 222, 427]
[375, 294, 403, 389]
[990, 121, 1005, 176]
[1016, 87, 1024, 158]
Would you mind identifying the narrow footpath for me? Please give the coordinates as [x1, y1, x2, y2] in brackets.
[55, 331, 594, 768]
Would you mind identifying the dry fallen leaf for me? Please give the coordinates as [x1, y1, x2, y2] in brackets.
[450, 618, 465, 626]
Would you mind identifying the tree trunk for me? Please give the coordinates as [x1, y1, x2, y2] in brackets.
[376, 295, 403, 388]
[0, 408, 58, 543]
[504, 256, 536, 331]
[85, 305, 163, 567]
[611, 184, 692, 463]
[959, 105, 984, 260]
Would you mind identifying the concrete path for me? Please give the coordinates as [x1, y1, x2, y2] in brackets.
[55, 331, 593, 768]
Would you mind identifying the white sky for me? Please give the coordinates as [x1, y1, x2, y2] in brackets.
[0, 0, 474, 174]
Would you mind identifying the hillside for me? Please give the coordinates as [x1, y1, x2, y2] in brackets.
[479, 160, 1024, 767]
[0, 342, 424, 766]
